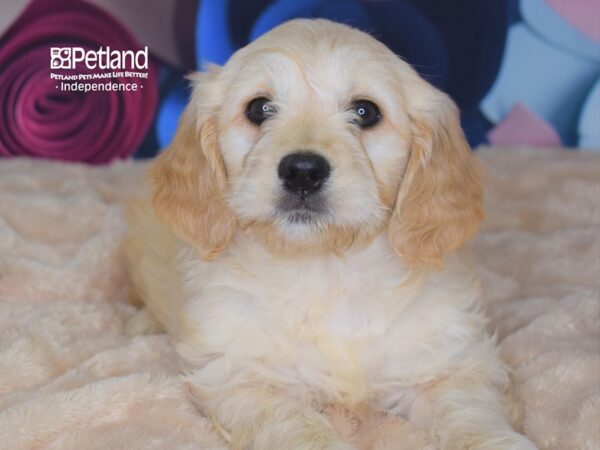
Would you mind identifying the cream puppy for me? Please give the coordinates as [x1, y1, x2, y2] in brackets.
[126, 19, 538, 450]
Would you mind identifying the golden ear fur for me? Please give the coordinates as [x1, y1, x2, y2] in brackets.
[389, 91, 484, 269]
[149, 72, 236, 260]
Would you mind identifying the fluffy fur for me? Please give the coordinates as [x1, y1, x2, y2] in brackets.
[127, 20, 537, 449]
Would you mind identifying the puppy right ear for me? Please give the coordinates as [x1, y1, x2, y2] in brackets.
[149, 71, 236, 260]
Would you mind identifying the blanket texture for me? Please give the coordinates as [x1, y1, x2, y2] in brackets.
[0, 148, 598, 450]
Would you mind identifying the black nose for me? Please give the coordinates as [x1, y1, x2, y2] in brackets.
[278, 152, 331, 197]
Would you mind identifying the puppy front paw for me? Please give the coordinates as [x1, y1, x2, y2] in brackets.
[326, 441, 358, 450]
[490, 431, 538, 450]
[248, 424, 357, 450]
[454, 431, 538, 450]
[499, 433, 538, 450]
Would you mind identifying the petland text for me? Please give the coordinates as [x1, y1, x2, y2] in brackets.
[50, 46, 148, 70]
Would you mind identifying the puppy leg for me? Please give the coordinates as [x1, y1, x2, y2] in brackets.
[123, 197, 186, 338]
[409, 372, 538, 450]
[188, 381, 356, 450]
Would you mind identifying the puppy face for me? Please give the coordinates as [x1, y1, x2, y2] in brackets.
[151, 20, 483, 267]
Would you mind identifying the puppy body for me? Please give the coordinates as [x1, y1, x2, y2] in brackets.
[127, 207, 529, 450]
[179, 234, 481, 409]
[126, 19, 537, 450]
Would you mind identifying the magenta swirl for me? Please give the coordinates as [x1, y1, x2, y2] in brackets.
[0, 0, 158, 163]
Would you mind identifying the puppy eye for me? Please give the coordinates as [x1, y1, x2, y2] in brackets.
[352, 100, 381, 128]
[246, 97, 276, 125]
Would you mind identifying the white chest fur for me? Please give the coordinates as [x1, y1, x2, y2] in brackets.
[177, 235, 483, 412]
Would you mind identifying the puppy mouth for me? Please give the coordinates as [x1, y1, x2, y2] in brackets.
[276, 193, 326, 224]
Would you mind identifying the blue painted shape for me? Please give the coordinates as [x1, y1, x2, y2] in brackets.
[521, 0, 600, 62]
[578, 78, 600, 150]
[481, 24, 599, 145]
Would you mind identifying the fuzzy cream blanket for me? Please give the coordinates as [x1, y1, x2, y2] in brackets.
[0, 148, 598, 450]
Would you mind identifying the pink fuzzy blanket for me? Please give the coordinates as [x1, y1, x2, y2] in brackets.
[0, 148, 598, 449]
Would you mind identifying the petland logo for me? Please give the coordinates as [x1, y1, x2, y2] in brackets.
[50, 46, 148, 70]
[50, 46, 149, 92]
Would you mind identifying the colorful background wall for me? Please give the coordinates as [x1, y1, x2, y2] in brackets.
[0, 0, 598, 164]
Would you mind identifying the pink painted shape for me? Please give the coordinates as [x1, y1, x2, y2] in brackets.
[546, 0, 600, 42]
[487, 103, 562, 148]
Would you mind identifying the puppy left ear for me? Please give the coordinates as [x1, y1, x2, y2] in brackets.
[389, 88, 484, 269]
[150, 69, 237, 260]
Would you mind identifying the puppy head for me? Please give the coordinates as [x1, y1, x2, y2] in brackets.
[151, 19, 483, 267]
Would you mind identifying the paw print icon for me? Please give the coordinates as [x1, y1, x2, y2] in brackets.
[50, 48, 72, 69]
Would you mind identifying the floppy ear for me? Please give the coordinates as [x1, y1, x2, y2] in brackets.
[149, 71, 236, 260]
[388, 88, 484, 269]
